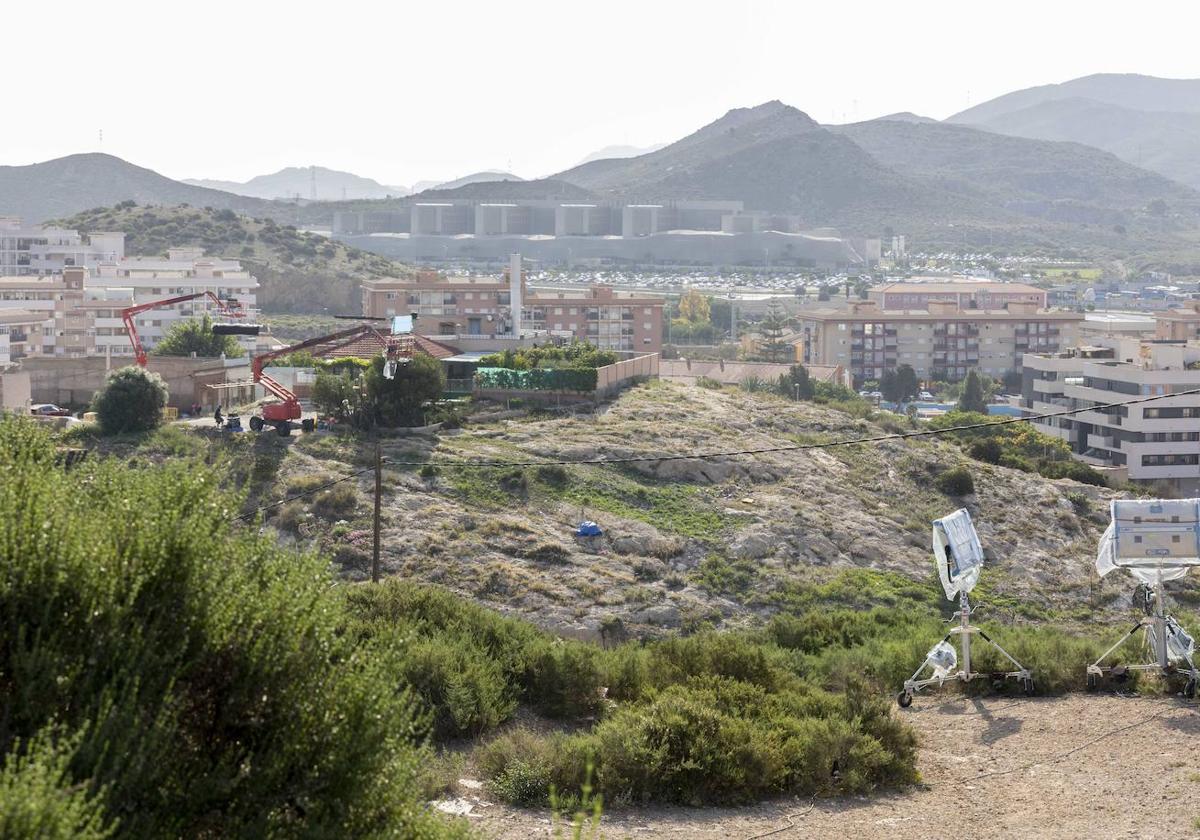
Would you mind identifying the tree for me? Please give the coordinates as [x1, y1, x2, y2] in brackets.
[893, 364, 919, 403]
[311, 369, 358, 421]
[789, 364, 814, 400]
[878, 369, 899, 402]
[366, 352, 445, 427]
[756, 301, 792, 362]
[817, 287, 831, 302]
[957, 369, 988, 414]
[91, 366, 168, 434]
[153, 314, 244, 358]
[677, 289, 711, 324]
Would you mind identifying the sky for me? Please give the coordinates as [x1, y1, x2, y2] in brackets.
[4, 0, 1199, 187]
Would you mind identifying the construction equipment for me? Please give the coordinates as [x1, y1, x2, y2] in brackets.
[248, 323, 416, 436]
[1087, 499, 1200, 697]
[121, 291, 251, 366]
[898, 508, 1033, 707]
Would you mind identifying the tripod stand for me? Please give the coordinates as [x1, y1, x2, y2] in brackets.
[899, 590, 1034, 707]
[1087, 580, 1199, 697]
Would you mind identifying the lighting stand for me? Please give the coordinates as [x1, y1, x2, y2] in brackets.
[898, 590, 1034, 707]
[1086, 581, 1199, 697]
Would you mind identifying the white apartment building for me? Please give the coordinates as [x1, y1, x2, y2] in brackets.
[0, 217, 125, 275]
[1022, 338, 1200, 492]
[0, 250, 259, 359]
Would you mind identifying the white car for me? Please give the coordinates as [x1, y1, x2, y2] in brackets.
[918, 391, 935, 401]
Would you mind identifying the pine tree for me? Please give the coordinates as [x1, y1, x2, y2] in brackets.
[957, 369, 988, 414]
[756, 301, 792, 362]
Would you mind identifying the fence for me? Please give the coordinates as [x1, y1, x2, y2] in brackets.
[471, 353, 659, 405]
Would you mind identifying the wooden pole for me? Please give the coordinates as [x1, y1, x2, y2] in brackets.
[372, 441, 382, 583]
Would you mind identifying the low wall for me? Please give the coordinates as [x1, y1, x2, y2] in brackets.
[18, 356, 252, 410]
[594, 353, 659, 398]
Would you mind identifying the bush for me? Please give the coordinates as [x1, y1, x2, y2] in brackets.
[695, 376, 723, 390]
[312, 482, 358, 518]
[0, 417, 465, 838]
[1038, 459, 1108, 486]
[366, 352, 444, 427]
[90, 366, 167, 435]
[934, 466, 975, 496]
[535, 464, 570, 487]
[153, 314, 244, 359]
[0, 729, 113, 840]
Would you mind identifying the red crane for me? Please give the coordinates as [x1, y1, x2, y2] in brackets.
[121, 291, 250, 366]
[248, 323, 415, 436]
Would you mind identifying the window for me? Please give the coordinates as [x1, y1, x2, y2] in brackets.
[838, 323, 847, 331]
[1141, 454, 1200, 467]
[643, 322, 652, 330]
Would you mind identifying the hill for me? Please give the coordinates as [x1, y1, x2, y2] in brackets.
[553, 101, 1001, 232]
[411, 177, 594, 201]
[952, 96, 1200, 190]
[267, 380, 1136, 639]
[0, 153, 276, 222]
[53, 204, 410, 314]
[184, 165, 408, 200]
[430, 170, 524, 191]
[948, 73, 1200, 125]
[573, 142, 667, 166]
[833, 118, 1196, 224]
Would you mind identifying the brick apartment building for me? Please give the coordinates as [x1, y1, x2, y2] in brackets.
[796, 299, 1081, 385]
[361, 269, 664, 352]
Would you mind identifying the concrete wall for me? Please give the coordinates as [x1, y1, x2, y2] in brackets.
[0, 371, 31, 410]
[18, 356, 252, 410]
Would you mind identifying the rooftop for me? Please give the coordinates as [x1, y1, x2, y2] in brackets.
[874, 281, 1044, 295]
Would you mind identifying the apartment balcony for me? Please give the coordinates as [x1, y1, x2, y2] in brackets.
[1088, 433, 1115, 450]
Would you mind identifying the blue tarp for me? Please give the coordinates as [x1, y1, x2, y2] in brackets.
[575, 520, 603, 537]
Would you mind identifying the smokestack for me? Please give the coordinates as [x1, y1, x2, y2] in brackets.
[509, 253, 522, 337]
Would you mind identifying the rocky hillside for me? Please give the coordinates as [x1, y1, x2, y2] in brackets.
[270, 381, 1136, 641]
[55, 204, 409, 313]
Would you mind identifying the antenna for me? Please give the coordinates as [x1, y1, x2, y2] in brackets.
[310, 166, 317, 201]
[898, 508, 1033, 707]
[1087, 499, 1200, 696]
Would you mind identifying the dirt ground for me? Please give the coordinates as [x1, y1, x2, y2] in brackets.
[462, 694, 1200, 840]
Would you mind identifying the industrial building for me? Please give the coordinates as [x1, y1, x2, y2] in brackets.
[333, 199, 880, 268]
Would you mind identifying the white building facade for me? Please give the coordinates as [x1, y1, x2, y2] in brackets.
[0, 217, 125, 276]
[1022, 338, 1200, 492]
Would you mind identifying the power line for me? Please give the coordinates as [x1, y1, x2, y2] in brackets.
[231, 385, 1200, 522]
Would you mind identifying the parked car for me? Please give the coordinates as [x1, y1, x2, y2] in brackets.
[30, 403, 71, 417]
[918, 391, 935, 401]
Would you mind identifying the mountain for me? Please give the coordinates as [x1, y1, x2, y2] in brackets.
[833, 118, 1195, 224]
[184, 166, 408, 200]
[946, 74, 1200, 189]
[573, 143, 667, 166]
[871, 112, 938, 124]
[431, 170, 524, 191]
[951, 96, 1200, 190]
[553, 101, 1015, 230]
[411, 178, 593, 201]
[0, 153, 274, 223]
[948, 73, 1200, 125]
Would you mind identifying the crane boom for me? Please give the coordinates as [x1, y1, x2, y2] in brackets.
[121, 291, 246, 366]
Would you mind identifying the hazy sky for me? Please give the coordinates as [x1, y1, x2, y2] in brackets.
[5, 0, 1199, 186]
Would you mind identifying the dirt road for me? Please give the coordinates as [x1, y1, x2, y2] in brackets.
[467, 694, 1200, 839]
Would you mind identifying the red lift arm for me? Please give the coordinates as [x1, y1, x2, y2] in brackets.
[250, 324, 415, 432]
[121, 291, 247, 366]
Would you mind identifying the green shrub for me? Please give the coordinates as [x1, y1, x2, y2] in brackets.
[489, 759, 553, 807]
[312, 482, 358, 518]
[0, 729, 113, 840]
[695, 376, 724, 390]
[998, 453, 1034, 472]
[968, 437, 1003, 464]
[535, 464, 570, 487]
[90, 366, 167, 435]
[0, 417, 465, 838]
[1038, 459, 1108, 486]
[273, 499, 308, 532]
[934, 466, 975, 496]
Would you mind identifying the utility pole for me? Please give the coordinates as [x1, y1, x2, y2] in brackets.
[372, 441, 382, 583]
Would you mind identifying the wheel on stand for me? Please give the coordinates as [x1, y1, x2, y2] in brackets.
[301, 418, 315, 433]
[897, 691, 913, 708]
[275, 421, 291, 437]
[1086, 673, 1099, 692]
[1183, 678, 1196, 700]
[1022, 678, 1036, 696]
[249, 416, 264, 432]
